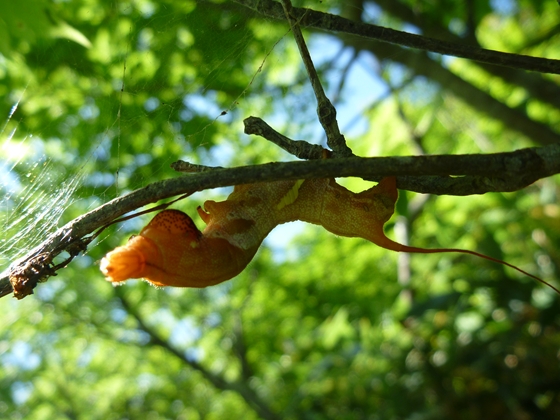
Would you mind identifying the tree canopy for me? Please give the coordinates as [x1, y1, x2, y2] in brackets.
[1, 0, 560, 418]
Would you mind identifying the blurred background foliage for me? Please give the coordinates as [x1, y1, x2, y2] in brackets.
[1, 0, 560, 418]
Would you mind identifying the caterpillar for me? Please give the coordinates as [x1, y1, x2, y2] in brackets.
[100, 177, 551, 290]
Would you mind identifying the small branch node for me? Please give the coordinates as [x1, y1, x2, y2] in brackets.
[243, 116, 327, 160]
[171, 161, 223, 173]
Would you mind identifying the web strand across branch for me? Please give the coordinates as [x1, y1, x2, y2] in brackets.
[2, 134, 560, 298]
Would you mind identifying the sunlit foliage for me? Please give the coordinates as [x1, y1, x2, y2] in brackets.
[1, 0, 559, 418]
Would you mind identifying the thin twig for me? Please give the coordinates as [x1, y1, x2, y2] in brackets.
[331, 48, 359, 106]
[280, 0, 353, 157]
[234, 0, 560, 75]
[347, 37, 560, 146]
[370, 0, 560, 109]
[2, 142, 560, 298]
[243, 116, 327, 159]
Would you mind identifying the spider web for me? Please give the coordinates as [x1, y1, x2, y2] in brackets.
[0, 0, 394, 295]
[0, 2, 278, 278]
[0, 128, 84, 267]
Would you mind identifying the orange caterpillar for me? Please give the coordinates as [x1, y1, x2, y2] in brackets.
[101, 177, 548, 289]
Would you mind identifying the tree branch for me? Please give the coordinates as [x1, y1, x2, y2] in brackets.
[280, 0, 353, 157]
[232, 0, 560, 74]
[234, 1, 560, 146]
[372, 0, 560, 110]
[116, 291, 281, 420]
[2, 136, 559, 299]
[170, 161, 225, 173]
[243, 116, 327, 159]
[345, 38, 560, 146]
